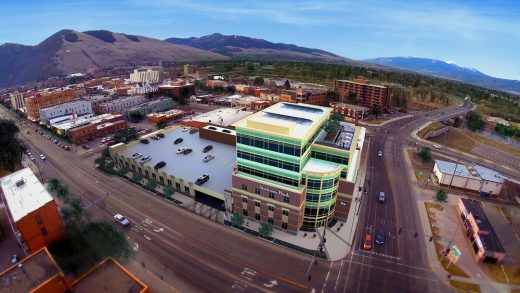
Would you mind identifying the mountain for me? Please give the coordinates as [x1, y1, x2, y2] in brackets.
[165, 33, 353, 63]
[364, 57, 520, 94]
[0, 29, 226, 88]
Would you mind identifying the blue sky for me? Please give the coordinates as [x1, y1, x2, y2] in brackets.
[1, 0, 519, 80]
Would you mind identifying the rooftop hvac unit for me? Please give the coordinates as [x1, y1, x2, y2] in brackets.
[15, 179, 25, 188]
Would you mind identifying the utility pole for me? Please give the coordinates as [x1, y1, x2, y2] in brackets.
[85, 192, 111, 210]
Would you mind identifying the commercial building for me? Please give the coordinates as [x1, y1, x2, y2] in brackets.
[457, 198, 505, 264]
[147, 109, 186, 125]
[129, 82, 159, 95]
[125, 97, 174, 122]
[96, 95, 148, 114]
[433, 160, 504, 196]
[330, 102, 370, 121]
[129, 68, 160, 83]
[182, 107, 253, 128]
[0, 168, 64, 253]
[25, 89, 76, 121]
[10, 91, 30, 110]
[334, 77, 391, 112]
[183, 64, 197, 76]
[206, 79, 228, 88]
[281, 88, 327, 106]
[39, 100, 93, 123]
[157, 82, 195, 99]
[50, 113, 127, 144]
[232, 103, 365, 233]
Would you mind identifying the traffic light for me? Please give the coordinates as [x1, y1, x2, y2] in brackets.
[413, 232, 418, 238]
[398, 228, 403, 234]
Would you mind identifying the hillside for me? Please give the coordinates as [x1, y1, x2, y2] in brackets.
[0, 30, 226, 88]
[364, 57, 520, 94]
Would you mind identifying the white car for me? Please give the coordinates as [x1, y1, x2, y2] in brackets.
[131, 152, 143, 159]
[182, 127, 190, 132]
[378, 151, 383, 157]
[177, 147, 187, 154]
[203, 154, 215, 162]
[433, 144, 442, 149]
[29, 156, 35, 161]
[101, 137, 106, 143]
[39, 154, 46, 160]
[114, 214, 130, 227]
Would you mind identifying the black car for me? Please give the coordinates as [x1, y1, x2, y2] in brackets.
[154, 161, 166, 170]
[174, 138, 183, 144]
[157, 133, 165, 138]
[140, 139, 149, 144]
[202, 145, 213, 153]
[375, 230, 385, 245]
[189, 128, 198, 134]
[183, 148, 193, 155]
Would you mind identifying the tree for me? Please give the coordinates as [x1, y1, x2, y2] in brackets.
[231, 212, 244, 227]
[253, 77, 264, 86]
[129, 112, 144, 122]
[157, 121, 168, 129]
[163, 186, 174, 197]
[118, 165, 129, 176]
[132, 171, 143, 182]
[55, 184, 70, 202]
[114, 127, 138, 143]
[61, 198, 85, 226]
[146, 178, 157, 191]
[46, 178, 61, 194]
[436, 189, 447, 202]
[283, 79, 291, 90]
[466, 111, 484, 132]
[371, 105, 382, 118]
[347, 92, 359, 105]
[418, 147, 432, 163]
[0, 119, 25, 172]
[259, 222, 274, 238]
[324, 91, 339, 104]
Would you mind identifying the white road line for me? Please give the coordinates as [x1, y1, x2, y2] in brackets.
[321, 261, 333, 293]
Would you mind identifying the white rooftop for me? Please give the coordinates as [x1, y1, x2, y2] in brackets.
[184, 107, 253, 127]
[303, 158, 340, 173]
[473, 165, 504, 184]
[435, 160, 503, 183]
[51, 113, 121, 130]
[0, 168, 54, 222]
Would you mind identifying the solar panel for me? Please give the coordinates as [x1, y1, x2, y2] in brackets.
[280, 103, 323, 114]
[262, 112, 313, 125]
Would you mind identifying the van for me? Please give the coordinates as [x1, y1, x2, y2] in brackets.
[378, 192, 386, 203]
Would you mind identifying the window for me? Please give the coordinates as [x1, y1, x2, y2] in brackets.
[255, 201, 261, 207]
[175, 182, 181, 190]
[159, 176, 164, 183]
[152, 173, 156, 180]
[282, 210, 289, 216]
[255, 213, 261, 220]
[145, 170, 149, 177]
[268, 218, 274, 224]
[241, 184, 248, 191]
[255, 188, 261, 195]
[35, 215, 43, 224]
[242, 197, 248, 203]
[283, 196, 290, 203]
[282, 222, 288, 229]
[268, 205, 274, 212]
[242, 209, 248, 216]
[167, 179, 172, 186]
[41, 227, 48, 237]
[268, 192, 275, 199]
[184, 186, 190, 193]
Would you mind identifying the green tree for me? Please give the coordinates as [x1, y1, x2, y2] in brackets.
[114, 127, 138, 143]
[231, 212, 244, 227]
[0, 119, 25, 172]
[418, 147, 432, 163]
[371, 105, 382, 118]
[61, 198, 86, 226]
[118, 165, 129, 176]
[324, 91, 339, 104]
[466, 111, 484, 132]
[132, 171, 143, 182]
[46, 178, 61, 194]
[146, 178, 157, 190]
[436, 189, 447, 202]
[55, 184, 70, 202]
[163, 185, 174, 197]
[259, 222, 274, 238]
[253, 77, 264, 86]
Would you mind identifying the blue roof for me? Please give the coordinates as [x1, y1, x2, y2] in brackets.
[435, 160, 475, 178]
[473, 165, 504, 183]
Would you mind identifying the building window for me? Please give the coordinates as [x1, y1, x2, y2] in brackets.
[184, 186, 190, 193]
[159, 176, 164, 183]
[175, 182, 181, 190]
[282, 210, 289, 216]
[152, 173, 156, 180]
[268, 206, 274, 212]
[268, 192, 275, 199]
[255, 213, 261, 220]
[145, 170, 149, 177]
[167, 179, 172, 186]
[283, 196, 290, 203]
[242, 184, 248, 191]
[268, 218, 274, 224]
[282, 222, 288, 229]
[243, 209, 248, 216]
[35, 215, 43, 224]
[41, 227, 48, 237]
[255, 201, 261, 207]
[255, 188, 261, 195]
[242, 197, 248, 203]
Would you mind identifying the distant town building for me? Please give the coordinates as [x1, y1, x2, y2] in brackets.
[334, 77, 391, 112]
[129, 82, 159, 95]
[57, 114, 128, 144]
[10, 91, 30, 110]
[183, 64, 198, 76]
[96, 95, 148, 114]
[206, 79, 228, 88]
[195, 69, 208, 79]
[25, 88, 76, 121]
[125, 97, 174, 122]
[130, 68, 160, 83]
[0, 168, 65, 253]
[280, 87, 326, 106]
[157, 82, 195, 99]
[457, 198, 505, 264]
[39, 100, 93, 123]
[330, 102, 370, 120]
[147, 109, 186, 125]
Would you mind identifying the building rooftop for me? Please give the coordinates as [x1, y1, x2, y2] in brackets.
[331, 102, 370, 111]
[315, 122, 357, 151]
[234, 102, 330, 140]
[460, 198, 505, 253]
[184, 107, 253, 127]
[51, 113, 122, 131]
[0, 168, 53, 222]
[472, 165, 504, 184]
[126, 97, 171, 112]
[39, 99, 91, 111]
[435, 160, 479, 179]
[0, 248, 61, 293]
[118, 127, 236, 194]
[303, 158, 340, 174]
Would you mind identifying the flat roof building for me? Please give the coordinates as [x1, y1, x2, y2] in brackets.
[124, 97, 174, 122]
[334, 77, 391, 112]
[25, 89, 76, 121]
[182, 107, 253, 128]
[39, 100, 93, 123]
[330, 102, 370, 121]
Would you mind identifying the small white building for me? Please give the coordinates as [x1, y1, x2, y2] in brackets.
[433, 160, 504, 196]
[39, 100, 93, 123]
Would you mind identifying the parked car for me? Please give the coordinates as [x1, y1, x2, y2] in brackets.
[182, 127, 190, 132]
[375, 230, 385, 245]
[154, 161, 166, 170]
[151, 135, 159, 140]
[176, 147, 187, 154]
[195, 173, 210, 185]
[174, 138, 183, 144]
[140, 156, 151, 163]
[39, 154, 46, 160]
[114, 214, 130, 227]
[101, 137, 106, 143]
[182, 148, 193, 155]
[140, 139, 149, 144]
[378, 192, 386, 203]
[82, 145, 90, 150]
[203, 154, 215, 162]
[157, 133, 165, 138]
[202, 145, 213, 153]
[132, 152, 143, 159]
[189, 128, 198, 134]
[378, 151, 383, 157]
[433, 144, 442, 149]
[363, 233, 373, 250]
[29, 156, 35, 161]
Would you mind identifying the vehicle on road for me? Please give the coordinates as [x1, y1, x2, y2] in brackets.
[378, 192, 386, 203]
[157, 133, 165, 138]
[363, 233, 373, 250]
[140, 156, 151, 163]
[177, 147, 187, 154]
[39, 154, 46, 160]
[203, 154, 215, 162]
[63, 145, 71, 151]
[101, 137, 106, 143]
[29, 156, 35, 161]
[375, 231, 385, 245]
[151, 135, 160, 140]
[131, 152, 143, 159]
[195, 173, 210, 185]
[182, 127, 190, 132]
[174, 138, 183, 144]
[82, 145, 90, 150]
[114, 214, 130, 227]
[189, 128, 198, 134]
[378, 151, 383, 157]
[202, 145, 213, 153]
[154, 161, 166, 170]
[140, 139, 149, 144]
[182, 148, 193, 155]
[433, 144, 442, 149]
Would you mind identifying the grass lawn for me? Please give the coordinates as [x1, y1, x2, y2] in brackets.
[418, 121, 446, 139]
[414, 171, 425, 183]
[425, 202, 443, 211]
[449, 280, 481, 292]
[367, 118, 388, 125]
[486, 264, 520, 285]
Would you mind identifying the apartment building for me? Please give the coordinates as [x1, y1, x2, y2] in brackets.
[334, 77, 391, 112]
[183, 64, 198, 76]
[280, 88, 327, 106]
[130, 68, 160, 83]
[39, 100, 93, 123]
[231, 102, 365, 233]
[330, 102, 370, 121]
[25, 89, 76, 121]
[96, 95, 148, 114]
[10, 91, 30, 110]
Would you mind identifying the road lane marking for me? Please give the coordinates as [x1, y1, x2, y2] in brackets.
[321, 261, 333, 293]
[143, 235, 152, 241]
